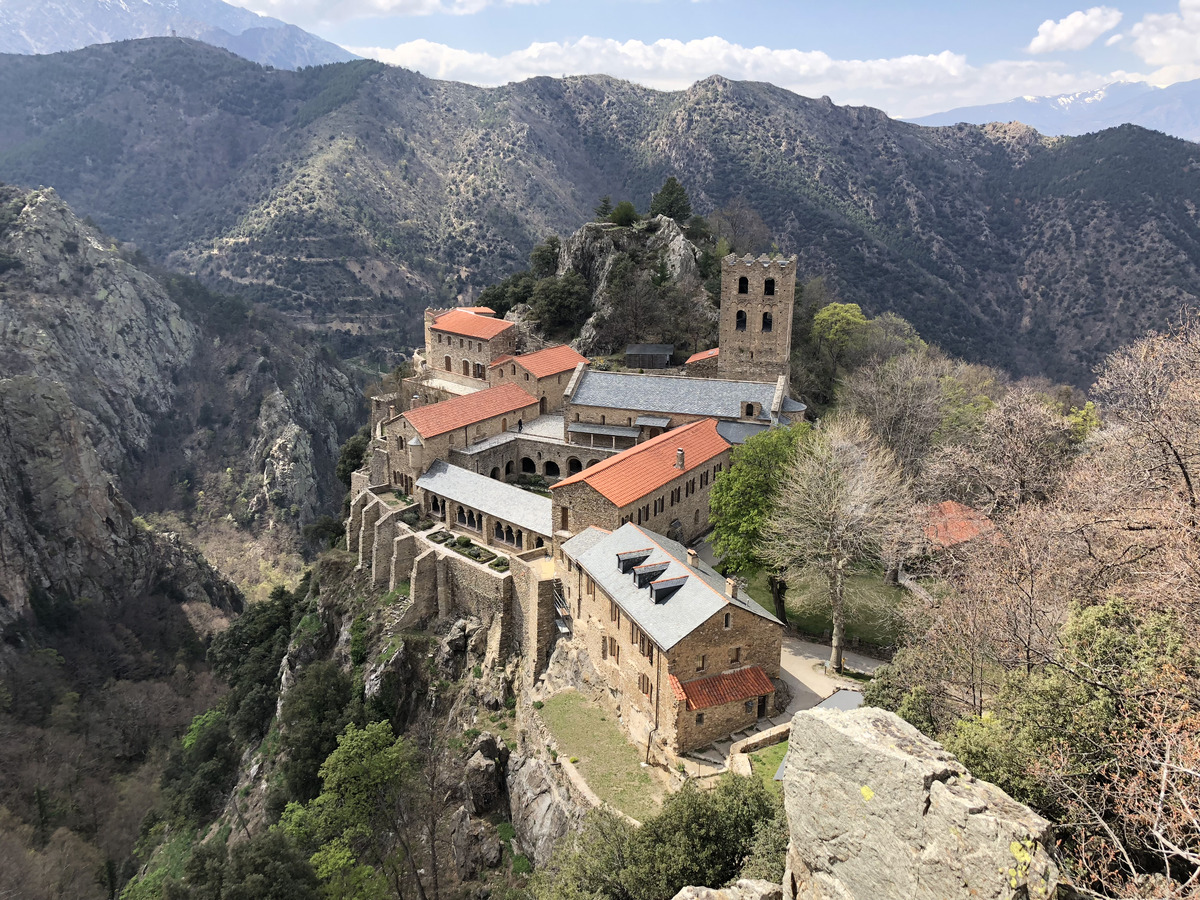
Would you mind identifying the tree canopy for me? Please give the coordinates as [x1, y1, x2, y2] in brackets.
[648, 176, 692, 222]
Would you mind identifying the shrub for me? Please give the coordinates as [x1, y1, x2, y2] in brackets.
[512, 854, 532, 876]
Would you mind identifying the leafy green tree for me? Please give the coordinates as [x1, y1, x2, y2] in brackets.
[283, 721, 430, 900]
[710, 424, 808, 624]
[649, 177, 692, 222]
[811, 302, 868, 370]
[593, 196, 614, 221]
[529, 235, 561, 279]
[336, 426, 371, 488]
[277, 660, 357, 805]
[527, 808, 635, 900]
[609, 200, 639, 227]
[170, 830, 320, 900]
[530, 271, 591, 335]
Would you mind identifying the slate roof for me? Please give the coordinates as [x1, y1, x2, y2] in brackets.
[685, 347, 720, 364]
[716, 421, 770, 445]
[570, 370, 778, 421]
[626, 343, 674, 356]
[431, 308, 515, 340]
[416, 460, 552, 536]
[568, 422, 641, 439]
[669, 666, 775, 711]
[562, 523, 781, 650]
[552, 419, 729, 508]
[403, 383, 536, 440]
[494, 344, 589, 379]
[923, 501, 995, 550]
[814, 689, 864, 711]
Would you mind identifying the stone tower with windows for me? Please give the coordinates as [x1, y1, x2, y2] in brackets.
[717, 253, 797, 382]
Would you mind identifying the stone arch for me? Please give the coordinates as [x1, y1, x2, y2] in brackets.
[494, 522, 504, 541]
[764, 277, 776, 296]
[521, 457, 536, 474]
[587, 459, 600, 468]
[516, 530, 524, 549]
[544, 460, 560, 477]
[737, 276, 749, 294]
[762, 311, 773, 332]
[467, 510, 477, 529]
[490, 467, 501, 480]
[567, 457, 583, 475]
[501, 418, 508, 431]
[535, 537, 544, 548]
[505, 525, 514, 544]
[735, 310, 747, 332]
[505, 460, 514, 477]
[456, 505, 466, 525]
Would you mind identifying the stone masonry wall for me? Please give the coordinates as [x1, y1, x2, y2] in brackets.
[717, 255, 796, 384]
[449, 436, 617, 484]
[429, 326, 517, 384]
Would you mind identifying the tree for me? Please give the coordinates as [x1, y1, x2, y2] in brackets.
[336, 426, 371, 488]
[283, 721, 435, 900]
[763, 417, 910, 672]
[709, 197, 770, 256]
[593, 195, 614, 221]
[529, 235, 561, 279]
[710, 424, 809, 624]
[529, 270, 591, 335]
[609, 200, 639, 227]
[277, 660, 356, 804]
[648, 176, 692, 222]
[810, 302, 868, 371]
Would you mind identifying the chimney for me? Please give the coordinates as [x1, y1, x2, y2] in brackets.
[675, 447, 685, 469]
[686, 548, 699, 568]
[725, 578, 738, 600]
[410, 394, 421, 410]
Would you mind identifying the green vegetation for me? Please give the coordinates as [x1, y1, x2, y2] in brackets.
[538, 691, 661, 822]
[648, 176, 692, 222]
[744, 569, 902, 649]
[747, 741, 789, 796]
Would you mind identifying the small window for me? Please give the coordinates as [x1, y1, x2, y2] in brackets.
[437, 333, 443, 344]
[764, 278, 776, 296]
[724, 612, 732, 629]
[459, 338, 464, 348]
[737, 276, 748, 294]
[696, 712, 705, 725]
[735, 309, 747, 332]
[525, 373, 530, 381]
[730, 646, 742, 664]
[696, 654, 705, 672]
[745, 699, 755, 714]
[762, 311, 773, 332]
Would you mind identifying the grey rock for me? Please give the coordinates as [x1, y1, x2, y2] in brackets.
[672, 880, 783, 900]
[464, 750, 501, 814]
[781, 707, 1061, 900]
[449, 806, 502, 881]
[505, 750, 585, 867]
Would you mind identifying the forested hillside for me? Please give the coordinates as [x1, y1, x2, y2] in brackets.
[0, 40, 1198, 383]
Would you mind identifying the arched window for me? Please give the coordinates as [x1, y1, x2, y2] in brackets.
[490, 467, 501, 480]
[516, 531, 524, 549]
[462, 360, 470, 376]
[737, 276, 748, 294]
[505, 460, 514, 476]
[568, 458, 582, 474]
[764, 278, 775, 296]
[762, 311, 773, 332]
[735, 310, 747, 332]
[495, 522, 504, 541]
[505, 525, 515, 544]
[457, 506, 466, 524]
[444, 356, 451, 371]
[535, 537, 545, 549]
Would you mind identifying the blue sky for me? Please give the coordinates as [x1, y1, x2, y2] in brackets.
[225, 1, 1200, 116]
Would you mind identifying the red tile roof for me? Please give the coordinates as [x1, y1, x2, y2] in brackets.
[923, 500, 995, 550]
[431, 309, 515, 340]
[402, 383, 537, 440]
[669, 666, 775, 711]
[515, 345, 589, 379]
[685, 347, 720, 364]
[458, 306, 495, 314]
[488, 354, 516, 369]
[550, 418, 730, 508]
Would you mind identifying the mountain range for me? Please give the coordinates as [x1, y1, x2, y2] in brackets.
[0, 39, 1198, 386]
[911, 79, 1200, 143]
[0, 0, 355, 69]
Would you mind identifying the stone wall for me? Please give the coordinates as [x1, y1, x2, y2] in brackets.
[488, 363, 574, 413]
[510, 549, 559, 679]
[428, 323, 517, 383]
[449, 434, 617, 483]
[781, 707, 1063, 900]
[717, 255, 796, 384]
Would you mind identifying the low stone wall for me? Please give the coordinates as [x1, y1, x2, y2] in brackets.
[728, 722, 790, 777]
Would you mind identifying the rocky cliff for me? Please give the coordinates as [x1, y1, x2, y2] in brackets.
[779, 707, 1064, 900]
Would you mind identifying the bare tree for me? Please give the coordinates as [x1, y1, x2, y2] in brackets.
[762, 416, 910, 672]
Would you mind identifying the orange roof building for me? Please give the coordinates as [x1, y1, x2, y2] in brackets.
[550, 419, 732, 543]
[493, 344, 588, 379]
[488, 344, 589, 414]
[430, 308, 515, 341]
[402, 382, 538, 441]
[922, 500, 996, 551]
[685, 347, 720, 365]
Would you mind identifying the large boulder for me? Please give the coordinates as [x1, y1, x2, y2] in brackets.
[672, 881, 783, 900]
[781, 707, 1061, 900]
[505, 750, 585, 867]
[449, 806, 501, 880]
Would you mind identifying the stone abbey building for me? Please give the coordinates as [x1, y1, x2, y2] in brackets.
[348, 254, 805, 758]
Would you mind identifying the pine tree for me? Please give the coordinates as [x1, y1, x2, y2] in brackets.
[649, 176, 692, 222]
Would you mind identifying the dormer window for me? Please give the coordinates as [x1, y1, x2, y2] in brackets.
[617, 549, 652, 573]
[650, 576, 687, 603]
[633, 562, 669, 588]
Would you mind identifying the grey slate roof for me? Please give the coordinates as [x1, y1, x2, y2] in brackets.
[416, 460, 552, 536]
[571, 371, 778, 421]
[625, 344, 674, 356]
[563, 523, 782, 651]
[815, 689, 864, 711]
[782, 397, 808, 414]
[635, 415, 672, 428]
[716, 421, 771, 445]
[567, 422, 641, 438]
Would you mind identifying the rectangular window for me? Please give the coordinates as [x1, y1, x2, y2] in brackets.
[730, 646, 742, 664]
[587, 576, 595, 597]
[608, 637, 620, 663]
[647, 645, 654, 664]
[609, 599, 618, 622]
[696, 654, 705, 672]
[696, 712, 705, 725]
[745, 699, 755, 715]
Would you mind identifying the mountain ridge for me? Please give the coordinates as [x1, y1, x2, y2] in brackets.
[0, 40, 1198, 385]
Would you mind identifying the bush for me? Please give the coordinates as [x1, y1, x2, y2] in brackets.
[512, 854, 532, 875]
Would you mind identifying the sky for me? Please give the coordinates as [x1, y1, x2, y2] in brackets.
[224, 0, 1200, 117]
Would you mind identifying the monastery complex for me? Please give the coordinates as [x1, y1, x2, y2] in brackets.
[348, 253, 806, 759]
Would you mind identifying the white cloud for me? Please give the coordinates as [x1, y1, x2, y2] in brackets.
[1129, 0, 1200, 82]
[350, 35, 1127, 118]
[1027, 6, 1123, 53]
[226, 0, 544, 24]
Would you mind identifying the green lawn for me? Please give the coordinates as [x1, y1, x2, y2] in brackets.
[747, 740, 788, 796]
[538, 690, 662, 822]
[744, 569, 902, 649]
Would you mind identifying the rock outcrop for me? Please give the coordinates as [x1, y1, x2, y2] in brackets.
[505, 749, 586, 867]
[781, 707, 1062, 900]
[672, 881, 784, 900]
